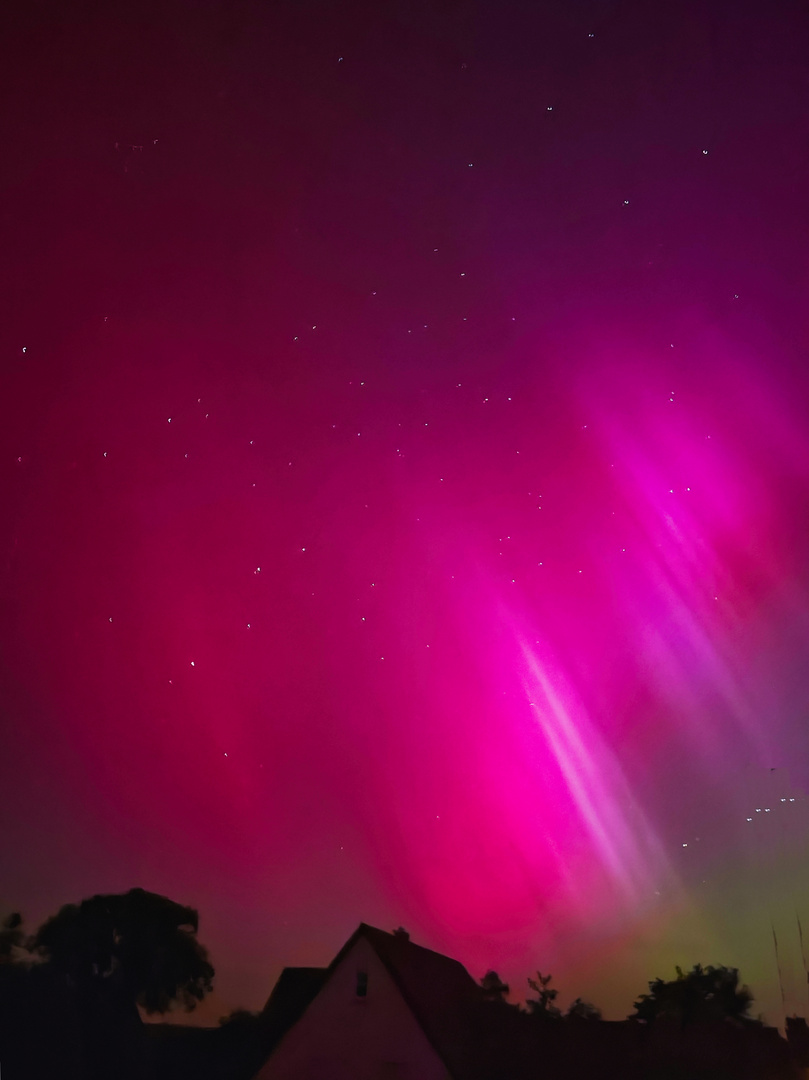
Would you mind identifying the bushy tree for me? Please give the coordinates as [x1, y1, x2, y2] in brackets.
[0, 911, 25, 962]
[526, 971, 562, 1019]
[480, 970, 510, 1003]
[566, 996, 602, 1021]
[33, 888, 215, 1080]
[0, 914, 86, 1080]
[33, 887, 214, 1014]
[632, 964, 756, 1027]
[219, 1007, 260, 1026]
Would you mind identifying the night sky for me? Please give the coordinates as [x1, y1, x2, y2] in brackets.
[3, 0, 809, 1026]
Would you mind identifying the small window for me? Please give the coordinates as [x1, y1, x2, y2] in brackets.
[356, 970, 368, 997]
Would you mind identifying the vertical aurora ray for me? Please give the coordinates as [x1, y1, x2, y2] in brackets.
[517, 635, 671, 906]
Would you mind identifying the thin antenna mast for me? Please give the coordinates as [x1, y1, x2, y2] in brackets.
[772, 924, 788, 1025]
[797, 913, 809, 1010]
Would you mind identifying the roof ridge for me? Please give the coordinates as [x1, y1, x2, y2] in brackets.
[356, 923, 482, 1080]
[358, 924, 480, 978]
[263, 924, 485, 1080]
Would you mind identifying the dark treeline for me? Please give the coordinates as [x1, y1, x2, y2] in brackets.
[0, 891, 234, 1080]
[0, 890, 807, 1080]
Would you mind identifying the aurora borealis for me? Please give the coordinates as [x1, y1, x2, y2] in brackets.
[3, 0, 809, 1026]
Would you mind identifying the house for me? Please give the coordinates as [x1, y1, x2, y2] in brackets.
[252, 923, 806, 1080]
[253, 923, 499, 1080]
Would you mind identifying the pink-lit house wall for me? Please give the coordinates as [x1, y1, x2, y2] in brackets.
[256, 934, 451, 1080]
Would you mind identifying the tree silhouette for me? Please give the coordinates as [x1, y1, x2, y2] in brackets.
[632, 964, 757, 1027]
[33, 887, 214, 1014]
[219, 1007, 261, 1026]
[0, 912, 24, 962]
[526, 971, 562, 1018]
[0, 912, 86, 1080]
[566, 997, 602, 1021]
[32, 888, 214, 1080]
[480, 970, 510, 1003]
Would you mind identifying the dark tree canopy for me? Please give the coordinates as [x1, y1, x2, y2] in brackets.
[480, 970, 510, 1002]
[33, 887, 214, 1014]
[0, 912, 24, 962]
[566, 997, 602, 1021]
[632, 964, 756, 1027]
[219, 1007, 261, 1026]
[526, 971, 562, 1019]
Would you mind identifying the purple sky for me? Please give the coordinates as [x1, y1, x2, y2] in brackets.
[3, 0, 809, 1025]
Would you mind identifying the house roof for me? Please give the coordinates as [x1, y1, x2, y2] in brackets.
[318, 923, 500, 1080]
[259, 965, 328, 1054]
[260, 927, 803, 1080]
[260, 924, 612, 1080]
